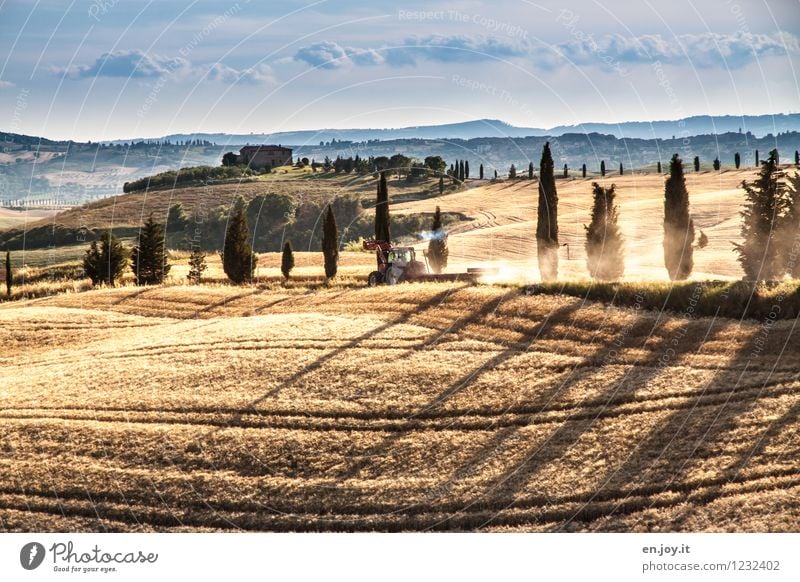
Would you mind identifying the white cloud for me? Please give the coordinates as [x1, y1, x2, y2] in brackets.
[0, 80, 15, 89]
[293, 31, 799, 71]
[57, 50, 190, 79]
[55, 50, 274, 85]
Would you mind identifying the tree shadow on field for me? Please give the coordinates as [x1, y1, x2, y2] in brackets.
[415, 311, 657, 528]
[112, 286, 159, 305]
[337, 299, 585, 482]
[189, 288, 263, 318]
[555, 322, 788, 530]
[416, 289, 517, 351]
[445, 312, 732, 530]
[200, 286, 466, 438]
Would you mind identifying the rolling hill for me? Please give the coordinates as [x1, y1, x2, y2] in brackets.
[0, 284, 797, 532]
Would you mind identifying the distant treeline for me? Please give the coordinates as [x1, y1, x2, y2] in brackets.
[122, 165, 255, 193]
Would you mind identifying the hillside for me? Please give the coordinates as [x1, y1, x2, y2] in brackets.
[0, 284, 797, 532]
[0, 165, 783, 282]
[395, 167, 768, 280]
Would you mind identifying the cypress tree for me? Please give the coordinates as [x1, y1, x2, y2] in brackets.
[734, 149, 786, 280]
[779, 172, 800, 278]
[223, 196, 257, 284]
[281, 240, 295, 281]
[564, 164, 569, 178]
[657, 161, 662, 173]
[187, 247, 207, 284]
[465, 160, 470, 179]
[619, 162, 623, 175]
[795, 150, 799, 166]
[600, 160, 606, 177]
[438, 175, 444, 195]
[4, 250, 11, 296]
[509, 164, 516, 178]
[131, 214, 170, 285]
[427, 206, 449, 274]
[585, 182, 624, 280]
[713, 157, 721, 171]
[529, 161, 534, 180]
[735, 152, 741, 169]
[537, 142, 559, 280]
[663, 154, 695, 280]
[755, 149, 759, 166]
[693, 156, 700, 172]
[375, 171, 391, 242]
[479, 164, 484, 180]
[494, 169, 498, 179]
[322, 205, 339, 279]
[83, 231, 128, 286]
[459, 160, 465, 181]
[582, 163, 587, 178]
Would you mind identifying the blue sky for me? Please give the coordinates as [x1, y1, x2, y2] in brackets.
[1, 0, 798, 141]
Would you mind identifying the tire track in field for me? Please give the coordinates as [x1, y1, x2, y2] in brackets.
[3, 374, 796, 432]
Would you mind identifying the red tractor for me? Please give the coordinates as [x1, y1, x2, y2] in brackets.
[363, 239, 493, 285]
[364, 240, 428, 286]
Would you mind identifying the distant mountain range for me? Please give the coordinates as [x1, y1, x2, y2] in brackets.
[111, 113, 800, 146]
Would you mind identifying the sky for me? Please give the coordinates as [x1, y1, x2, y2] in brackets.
[1, 0, 799, 141]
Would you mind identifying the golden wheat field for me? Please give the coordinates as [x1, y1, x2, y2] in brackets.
[0, 283, 798, 532]
[396, 167, 770, 281]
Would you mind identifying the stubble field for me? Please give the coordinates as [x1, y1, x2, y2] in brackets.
[0, 283, 798, 532]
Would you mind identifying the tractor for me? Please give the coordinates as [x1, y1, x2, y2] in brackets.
[364, 240, 428, 286]
[363, 239, 494, 285]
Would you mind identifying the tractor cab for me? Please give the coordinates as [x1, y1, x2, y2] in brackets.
[363, 240, 427, 285]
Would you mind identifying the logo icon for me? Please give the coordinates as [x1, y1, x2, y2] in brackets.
[20, 542, 46, 570]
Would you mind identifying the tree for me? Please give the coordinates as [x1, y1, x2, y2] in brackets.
[582, 163, 587, 178]
[322, 205, 339, 279]
[735, 152, 741, 169]
[494, 169, 498, 179]
[795, 150, 799, 166]
[221, 152, 238, 166]
[465, 160, 470, 179]
[4, 250, 11, 296]
[509, 164, 517, 179]
[427, 206, 449, 274]
[459, 160, 465, 181]
[564, 164, 569, 178]
[439, 175, 444, 195]
[479, 164, 484, 180]
[619, 162, 623, 175]
[713, 157, 721, 171]
[585, 182, 624, 280]
[537, 142, 559, 280]
[657, 161, 662, 173]
[734, 149, 787, 280]
[167, 203, 189, 232]
[779, 172, 800, 278]
[424, 156, 446, 174]
[223, 196, 257, 283]
[375, 171, 391, 242]
[529, 161, 534, 180]
[663, 154, 695, 281]
[83, 231, 128, 286]
[131, 214, 170, 285]
[693, 156, 700, 172]
[755, 149, 759, 166]
[600, 160, 606, 177]
[187, 247, 207, 284]
[281, 241, 295, 281]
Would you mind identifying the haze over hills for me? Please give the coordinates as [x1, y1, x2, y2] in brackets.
[116, 113, 800, 146]
[2, 114, 800, 204]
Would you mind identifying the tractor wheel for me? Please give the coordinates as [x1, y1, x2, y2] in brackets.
[367, 271, 384, 287]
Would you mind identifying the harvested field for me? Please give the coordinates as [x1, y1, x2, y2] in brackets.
[1, 284, 797, 532]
